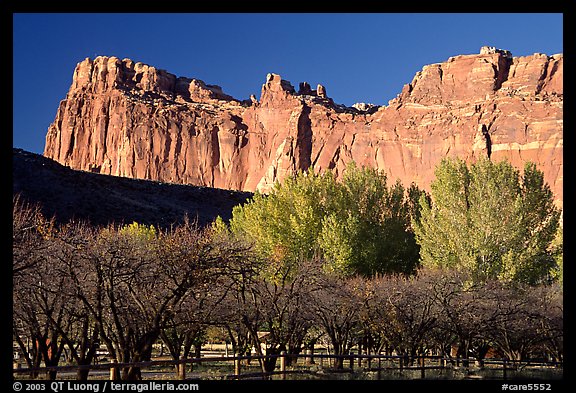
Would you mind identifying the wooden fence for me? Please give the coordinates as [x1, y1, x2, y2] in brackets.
[12, 352, 563, 381]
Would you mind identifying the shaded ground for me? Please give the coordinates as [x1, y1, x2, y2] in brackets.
[13, 148, 253, 229]
[15, 352, 562, 381]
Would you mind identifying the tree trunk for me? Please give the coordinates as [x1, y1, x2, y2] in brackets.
[334, 355, 344, 369]
[263, 347, 280, 372]
[473, 344, 490, 369]
[457, 341, 469, 368]
[305, 343, 315, 365]
[287, 344, 302, 366]
[124, 335, 157, 380]
[125, 366, 142, 380]
[77, 368, 90, 381]
[246, 328, 267, 375]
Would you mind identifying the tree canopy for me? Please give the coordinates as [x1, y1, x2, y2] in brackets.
[413, 158, 561, 285]
[227, 163, 425, 278]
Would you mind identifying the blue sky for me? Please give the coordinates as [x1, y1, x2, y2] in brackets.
[13, 13, 563, 155]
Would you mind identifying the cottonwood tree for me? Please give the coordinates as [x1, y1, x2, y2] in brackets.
[319, 165, 424, 277]
[414, 158, 560, 284]
[549, 227, 563, 284]
[229, 169, 333, 278]
[229, 164, 425, 278]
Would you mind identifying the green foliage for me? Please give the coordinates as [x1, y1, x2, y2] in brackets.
[549, 226, 563, 285]
[228, 164, 424, 278]
[414, 158, 560, 285]
[211, 216, 231, 238]
[119, 221, 157, 242]
[319, 165, 422, 276]
[229, 169, 333, 277]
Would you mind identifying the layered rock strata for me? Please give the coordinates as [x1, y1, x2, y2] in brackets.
[44, 47, 563, 208]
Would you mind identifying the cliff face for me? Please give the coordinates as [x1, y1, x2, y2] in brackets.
[44, 47, 563, 208]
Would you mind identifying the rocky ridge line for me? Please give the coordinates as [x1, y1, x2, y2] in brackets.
[44, 46, 563, 209]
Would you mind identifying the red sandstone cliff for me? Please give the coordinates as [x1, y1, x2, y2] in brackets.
[44, 47, 563, 208]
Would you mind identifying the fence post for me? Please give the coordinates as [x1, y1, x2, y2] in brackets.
[349, 351, 354, 371]
[178, 357, 186, 380]
[234, 354, 241, 378]
[503, 359, 507, 380]
[367, 352, 372, 369]
[420, 355, 425, 379]
[280, 351, 286, 380]
[399, 356, 403, 372]
[319, 351, 324, 367]
[109, 359, 117, 381]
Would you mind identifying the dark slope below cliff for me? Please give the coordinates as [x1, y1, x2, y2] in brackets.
[13, 148, 252, 228]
